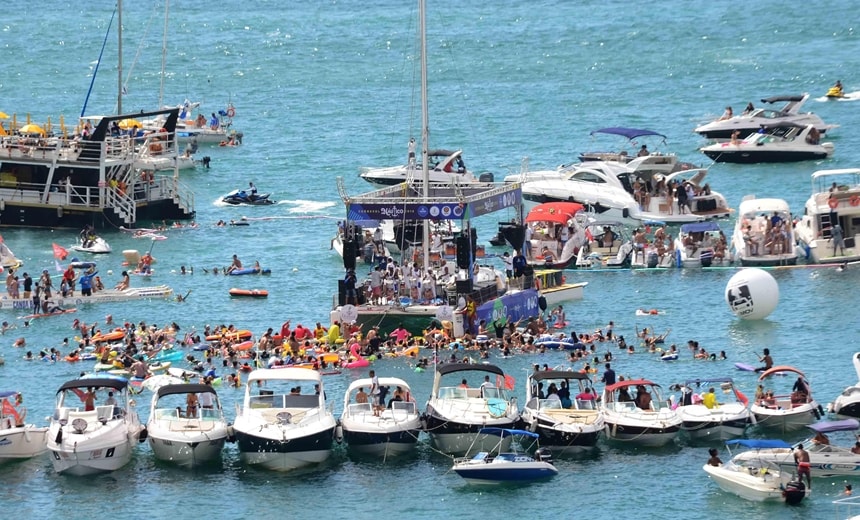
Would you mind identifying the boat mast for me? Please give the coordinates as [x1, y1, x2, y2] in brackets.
[159, 0, 169, 108]
[419, 0, 430, 273]
[117, 0, 123, 114]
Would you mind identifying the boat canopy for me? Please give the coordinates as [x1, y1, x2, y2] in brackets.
[524, 202, 584, 225]
[155, 383, 217, 399]
[590, 127, 666, 140]
[0, 390, 19, 399]
[761, 95, 804, 105]
[437, 363, 505, 377]
[680, 222, 722, 233]
[58, 377, 129, 392]
[605, 379, 657, 392]
[478, 427, 539, 439]
[758, 365, 805, 381]
[807, 419, 860, 434]
[682, 377, 734, 387]
[530, 370, 589, 382]
[427, 149, 460, 157]
[727, 439, 792, 449]
[246, 367, 323, 384]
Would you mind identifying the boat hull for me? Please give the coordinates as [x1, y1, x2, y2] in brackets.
[681, 419, 749, 442]
[702, 149, 830, 164]
[603, 421, 680, 447]
[0, 426, 48, 461]
[424, 413, 516, 456]
[453, 462, 558, 484]
[703, 465, 787, 501]
[532, 420, 601, 451]
[48, 438, 136, 476]
[342, 428, 420, 456]
[751, 405, 819, 433]
[148, 434, 227, 467]
[234, 426, 335, 471]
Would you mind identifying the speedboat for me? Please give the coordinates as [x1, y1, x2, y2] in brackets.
[520, 161, 731, 226]
[146, 383, 230, 467]
[46, 377, 144, 475]
[221, 189, 275, 206]
[750, 366, 823, 433]
[674, 221, 730, 267]
[575, 221, 635, 269]
[520, 370, 604, 452]
[731, 196, 798, 266]
[827, 352, 860, 418]
[701, 123, 834, 163]
[694, 93, 837, 140]
[600, 379, 681, 447]
[359, 149, 492, 187]
[520, 202, 587, 269]
[424, 363, 520, 456]
[232, 368, 336, 471]
[732, 419, 860, 478]
[0, 390, 48, 462]
[451, 428, 557, 485]
[71, 235, 112, 254]
[675, 377, 752, 441]
[796, 169, 860, 264]
[703, 439, 807, 504]
[339, 376, 422, 457]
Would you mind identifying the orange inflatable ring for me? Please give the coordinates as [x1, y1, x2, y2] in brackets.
[829, 197, 840, 209]
[92, 329, 125, 342]
[851, 195, 860, 207]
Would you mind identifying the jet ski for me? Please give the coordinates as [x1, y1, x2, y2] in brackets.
[826, 86, 844, 99]
[71, 235, 112, 254]
[221, 189, 275, 206]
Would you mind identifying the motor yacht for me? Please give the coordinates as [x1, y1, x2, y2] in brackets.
[46, 377, 144, 475]
[424, 363, 520, 456]
[601, 379, 681, 447]
[675, 377, 752, 441]
[340, 377, 422, 457]
[796, 168, 860, 264]
[750, 366, 822, 433]
[360, 149, 492, 187]
[521, 370, 603, 452]
[701, 122, 834, 163]
[146, 383, 230, 467]
[731, 196, 798, 266]
[233, 368, 336, 471]
[695, 93, 837, 140]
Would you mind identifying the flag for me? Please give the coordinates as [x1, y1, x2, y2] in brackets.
[52, 243, 68, 260]
[496, 374, 516, 391]
[585, 228, 593, 242]
[1, 398, 20, 424]
[55, 259, 64, 273]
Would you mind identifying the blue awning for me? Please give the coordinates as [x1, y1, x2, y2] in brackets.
[727, 439, 792, 449]
[680, 222, 722, 233]
[590, 127, 667, 140]
[479, 427, 539, 439]
[808, 419, 860, 434]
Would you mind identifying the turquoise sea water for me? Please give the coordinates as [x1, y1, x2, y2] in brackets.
[2, 1, 860, 518]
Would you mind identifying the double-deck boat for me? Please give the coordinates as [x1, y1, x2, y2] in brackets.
[796, 168, 860, 264]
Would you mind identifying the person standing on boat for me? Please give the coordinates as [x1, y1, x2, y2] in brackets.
[794, 444, 812, 488]
[78, 268, 98, 297]
[637, 145, 649, 157]
[601, 363, 616, 387]
[209, 113, 219, 130]
[832, 223, 846, 256]
[742, 102, 755, 115]
[407, 137, 416, 165]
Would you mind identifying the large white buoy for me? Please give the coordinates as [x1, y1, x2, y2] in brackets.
[724, 268, 779, 320]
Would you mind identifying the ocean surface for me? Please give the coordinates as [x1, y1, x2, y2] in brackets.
[1, 1, 860, 518]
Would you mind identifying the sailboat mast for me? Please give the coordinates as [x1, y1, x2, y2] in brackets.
[159, 0, 169, 108]
[117, 0, 123, 114]
[419, 0, 430, 272]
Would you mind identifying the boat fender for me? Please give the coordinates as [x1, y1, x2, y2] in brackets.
[538, 296, 547, 312]
[54, 429, 63, 445]
[226, 425, 236, 443]
[527, 419, 538, 433]
[334, 424, 344, 444]
[851, 195, 860, 207]
[138, 427, 148, 442]
[829, 198, 840, 209]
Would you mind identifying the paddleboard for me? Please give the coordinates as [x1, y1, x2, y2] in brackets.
[734, 362, 756, 372]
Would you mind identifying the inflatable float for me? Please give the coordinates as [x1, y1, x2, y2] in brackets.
[23, 308, 78, 319]
[228, 267, 272, 276]
[343, 342, 369, 369]
[229, 288, 268, 298]
[232, 340, 254, 351]
[636, 309, 665, 316]
[660, 353, 679, 361]
[205, 329, 252, 342]
[92, 329, 126, 342]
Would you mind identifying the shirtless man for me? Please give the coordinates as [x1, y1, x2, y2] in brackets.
[226, 254, 242, 274]
[794, 444, 812, 488]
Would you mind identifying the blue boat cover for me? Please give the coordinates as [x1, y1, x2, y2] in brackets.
[680, 222, 722, 233]
[479, 427, 539, 439]
[807, 419, 860, 433]
[590, 127, 667, 140]
[0, 390, 18, 398]
[726, 439, 792, 449]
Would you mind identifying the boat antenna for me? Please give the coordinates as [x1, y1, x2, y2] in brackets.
[81, 4, 118, 117]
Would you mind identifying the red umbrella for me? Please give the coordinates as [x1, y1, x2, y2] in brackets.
[524, 202, 584, 225]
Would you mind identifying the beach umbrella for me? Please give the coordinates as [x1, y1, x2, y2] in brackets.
[0, 111, 9, 119]
[118, 118, 141, 130]
[141, 374, 185, 392]
[18, 123, 45, 136]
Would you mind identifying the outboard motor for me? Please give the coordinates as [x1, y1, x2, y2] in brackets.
[646, 252, 659, 269]
[535, 447, 553, 465]
[782, 478, 806, 505]
[700, 248, 714, 268]
[478, 172, 494, 183]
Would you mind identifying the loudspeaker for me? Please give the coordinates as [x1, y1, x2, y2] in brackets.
[456, 234, 471, 269]
[337, 279, 346, 306]
[343, 240, 358, 270]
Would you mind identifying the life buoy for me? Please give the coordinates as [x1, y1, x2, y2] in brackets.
[226, 107, 236, 118]
[158, 128, 167, 135]
[851, 195, 860, 207]
[829, 198, 839, 209]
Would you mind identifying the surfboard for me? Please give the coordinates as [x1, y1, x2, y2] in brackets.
[734, 362, 756, 372]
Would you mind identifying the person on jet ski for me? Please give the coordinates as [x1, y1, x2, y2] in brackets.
[79, 225, 94, 248]
[249, 181, 258, 198]
[833, 80, 843, 96]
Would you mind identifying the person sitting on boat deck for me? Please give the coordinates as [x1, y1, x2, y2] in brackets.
[637, 144, 649, 157]
[794, 444, 812, 488]
[456, 156, 466, 173]
[479, 375, 494, 396]
[851, 442, 860, 455]
[763, 390, 777, 408]
[806, 125, 821, 145]
[707, 448, 723, 467]
[209, 112, 219, 130]
[741, 102, 755, 115]
[718, 106, 733, 121]
[635, 385, 652, 410]
[458, 379, 469, 390]
[114, 271, 131, 291]
[702, 387, 718, 409]
[617, 385, 634, 403]
[545, 383, 561, 403]
[754, 348, 773, 372]
[812, 430, 830, 446]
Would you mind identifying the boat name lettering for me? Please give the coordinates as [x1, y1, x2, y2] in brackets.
[12, 300, 32, 310]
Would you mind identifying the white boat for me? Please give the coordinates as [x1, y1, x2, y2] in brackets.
[574, 221, 636, 269]
[520, 161, 731, 226]
[674, 221, 730, 267]
[533, 269, 587, 306]
[796, 168, 860, 264]
[601, 379, 681, 447]
[521, 370, 603, 452]
[46, 377, 144, 475]
[731, 196, 798, 266]
[451, 428, 557, 485]
[694, 93, 837, 140]
[675, 377, 752, 441]
[146, 383, 230, 467]
[339, 377, 422, 457]
[829, 353, 860, 418]
[732, 419, 860, 478]
[0, 285, 174, 310]
[750, 366, 822, 433]
[521, 202, 587, 269]
[424, 363, 520, 456]
[0, 390, 48, 462]
[701, 122, 834, 163]
[71, 235, 112, 254]
[0, 242, 23, 269]
[232, 368, 336, 471]
[579, 127, 683, 167]
[704, 439, 807, 504]
[360, 149, 492, 187]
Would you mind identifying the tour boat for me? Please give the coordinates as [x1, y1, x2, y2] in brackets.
[520, 370, 603, 452]
[451, 428, 557, 485]
[750, 366, 822, 433]
[601, 379, 681, 447]
[675, 377, 752, 441]
[704, 439, 807, 504]
[46, 377, 144, 475]
[796, 168, 860, 264]
[233, 368, 336, 471]
[339, 377, 422, 457]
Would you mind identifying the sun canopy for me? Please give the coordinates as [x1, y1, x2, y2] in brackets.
[530, 370, 589, 382]
[437, 363, 505, 377]
[478, 427, 539, 439]
[590, 127, 666, 140]
[727, 439, 792, 449]
[0, 390, 19, 399]
[605, 379, 657, 393]
[758, 365, 805, 381]
[155, 383, 217, 399]
[761, 95, 804, 105]
[807, 419, 860, 434]
[58, 377, 128, 392]
[525, 202, 584, 225]
[680, 222, 722, 234]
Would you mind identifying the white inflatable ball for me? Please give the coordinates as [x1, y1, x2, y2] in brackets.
[107, 270, 114, 275]
[725, 268, 779, 320]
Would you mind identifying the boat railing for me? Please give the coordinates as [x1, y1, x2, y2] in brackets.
[159, 175, 195, 215]
[390, 401, 417, 418]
